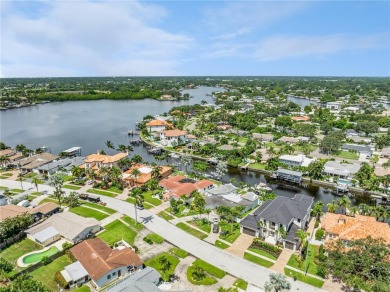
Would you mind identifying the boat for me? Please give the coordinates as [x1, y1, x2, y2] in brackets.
[128, 130, 134, 136]
[256, 182, 272, 192]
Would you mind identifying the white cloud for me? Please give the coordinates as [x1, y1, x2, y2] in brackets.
[1, 0, 193, 77]
[254, 34, 387, 61]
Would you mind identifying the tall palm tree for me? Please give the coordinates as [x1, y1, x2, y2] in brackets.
[359, 203, 369, 215]
[151, 165, 161, 179]
[278, 225, 287, 243]
[31, 177, 42, 192]
[118, 157, 131, 171]
[326, 200, 339, 213]
[257, 220, 266, 238]
[0, 155, 10, 168]
[373, 205, 385, 221]
[99, 166, 110, 186]
[130, 187, 144, 225]
[131, 168, 141, 187]
[348, 206, 359, 216]
[87, 168, 96, 183]
[109, 166, 123, 184]
[17, 172, 24, 190]
[266, 146, 276, 159]
[338, 195, 351, 215]
[295, 228, 309, 257]
[116, 144, 127, 153]
[105, 140, 115, 150]
[131, 155, 143, 164]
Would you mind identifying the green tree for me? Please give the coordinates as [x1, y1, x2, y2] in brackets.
[105, 140, 115, 150]
[295, 229, 309, 257]
[130, 187, 144, 225]
[355, 120, 379, 136]
[320, 132, 344, 155]
[158, 255, 172, 282]
[338, 195, 351, 215]
[31, 177, 42, 192]
[326, 200, 339, 213]
[49, 173, 64, 207]
[191, 191, 206, 218]
[180, 155, 192, 172]
[311, 201, 324, 221]
[0, 274, 50, 292]
[307, 160, 325, 180]
[264, 273, 291, 292]
[275, 116, 292, 130]
[17, 172, 24, 190]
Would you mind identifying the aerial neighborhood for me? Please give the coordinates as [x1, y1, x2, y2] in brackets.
[0, 77, 389, 292]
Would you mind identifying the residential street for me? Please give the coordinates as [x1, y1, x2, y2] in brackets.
[0, 179, 325, 291]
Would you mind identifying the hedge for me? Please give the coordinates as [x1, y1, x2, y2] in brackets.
[250, 239, 282, 257]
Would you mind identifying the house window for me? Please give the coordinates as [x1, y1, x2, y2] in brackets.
[297, 219, 301, 223]
[113, 272, 116, 276]
[107, 275, 111, 280]
[329, 233, 333, 239]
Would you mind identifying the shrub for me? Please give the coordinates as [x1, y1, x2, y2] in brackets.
[62, 242, 73, 250]
[316, 264, 328, 278]
[314, 220, 319, 228]
[143, 237, 153, 245]
[41, 256, 52, 265]
[315, 229, 325, 241]
[0, 258, 13, 273]
[250, 239, 282, 257]
[65, 249, 77, 262]
[54, 271, 68, 288]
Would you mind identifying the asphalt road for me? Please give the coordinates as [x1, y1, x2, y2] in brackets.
[1, 179, 324, 291]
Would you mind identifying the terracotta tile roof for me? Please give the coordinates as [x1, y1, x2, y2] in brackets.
[124, 164, 172, 185]
[194, 180, 214, 189]
[85, 153, 127, 164]
[322, 213, 390, 244]
[291, 116, 310, 121]
[71, 238, 142, 281]
[374, 166, 390, 176]
[170, 183, 197, 198]
[162, 130, 187, 137]
[146, 119, 169, 127]
[0, 149, 14, 156]
[187, 134, 197, 139]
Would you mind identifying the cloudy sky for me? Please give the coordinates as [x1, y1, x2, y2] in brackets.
[1, 0, 389, 77]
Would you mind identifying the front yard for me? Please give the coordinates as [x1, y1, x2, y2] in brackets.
[244, 252, 274, 268]
[188, 218, 211, 233]
[144, 252, 180, 282]
[176, 223, 208, 239]
[287, 244, 321, 276]
[284, 267, 324, 288]
[98, 220, 137, 246]
[335, 150, 359, 160]
[121, 216, 144, 231]
[69, 206, 109, 221]
[219, 222, 241, 243]
[87, 188, 117, 198]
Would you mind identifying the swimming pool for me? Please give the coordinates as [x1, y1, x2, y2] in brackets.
[337, 179, 352, 185]
[22, 246, 59, 264]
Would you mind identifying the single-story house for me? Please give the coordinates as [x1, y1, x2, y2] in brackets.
[159, 175, 214, 200]
[0, 202, 59, 222]
[61, 261, 90, 288]
[323, 161, 360, 179]
[252, 133, 274, 142]
[36, 156, 85, 175]
[205, 191, 258, 212]
[160, 130, 187, 147]
[278, 136, 299, 144]
[321, 213, 390, 245]
[341, 143, 373, 158]
[18, 153, 59, 172]
[380, 147, 390, 158]
[345, 129, 359, 137]
[70, 238, 143, 288]
[205, 183, 237, 196]
[26, 212, 101, 246]
[279, 154, 315, 167]
[240, 194, 313, 250]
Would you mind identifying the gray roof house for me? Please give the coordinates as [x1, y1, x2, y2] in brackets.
[341, 143, 373, 157]
[36, 156, 85, 175]
[205, 184, 237, 196]
[252, 133, 274, 142]
[240, 194, 313, 251]
[323, 161, 361, 179]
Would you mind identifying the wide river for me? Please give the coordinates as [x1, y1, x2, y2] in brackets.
[0, 86, 374, 206]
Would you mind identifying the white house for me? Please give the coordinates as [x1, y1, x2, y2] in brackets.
[326, 101, 341, 111]
[145, 119, 172, 132]
[160, 130, 187, 147]
[279, 154, 315, 167]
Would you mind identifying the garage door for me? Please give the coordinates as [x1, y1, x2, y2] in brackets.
[242, 227, 256, 237]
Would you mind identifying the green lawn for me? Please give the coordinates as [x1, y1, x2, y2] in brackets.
[71, 286, 90, 292]
[287, 244, 320, 276]
[284, 268, 324, 288]
[0, 238, 41, 269]
[248, 163, 267, 170]
[166, 205, 198, 217]
[158, 211, 175, 220]
[145, 252, 180, 282]
[0, 172, 13, 177]
[145, 233, 164, 244]
[244, 252, 274, 268]
[98, 220, 137, 246]
[106, 186, 123, 194]
[121, 216, 144, 231]
[233, 278, 248, 291]
[215, 240, 230, 249]
[142, 190, 162, 206]
[176, 223, 208, 240]
[61, 175, 74, 182]
[169, 247, 188, 258]
[11, 188, 24, 193]
[24, 172, 37, 178]
[126, 197, 136, 204]
[32, 191, 42, 195]
[186, 265, 217, 286]
[30, 254, 73, 291]
[63, 185, 82, 190]
[248, 247, 277, 260]
[82, 202, 116, 214]
[219, 222, 241, 243]
[87, 188, 117, 198]
[336, 151, 359, 160]
[192, 259, 226, 279]
[38, 198, 61, 205]
[69, 206, 109, 221]
[188, 219, 211, 233]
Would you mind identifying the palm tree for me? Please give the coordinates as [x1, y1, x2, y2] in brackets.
[180, 155, 192, 172]
[131, 168, 141, 187]
[278, 225, 287, 243]
[359, 203, 369, 215]
[151, 165, 161, 179]
[105, 140, 115, 151]
[310, 201, 324, 221]
[99, 166, 110, 186]
[338, 195, 351, 215]
[116, 144, 127, 153]
[257, 220, 266, 239]
[0, 155, 10, 168]
[71, 165, 83, 178]
[348, 206, 359, 216]
[131, 155, 143, 164]
[373, 205, 386, 221]
[295, 228, 309, 257]
[281, 144, 294, 155]
[118, 157, 131, 171]
[31, 177, 42, 192]
[326, 200, 339, 213]
[109, 166, 123, 184]
[87, 168, 96, 183]
[17, 172, 24, 190]
[130, 187, 144, 225]
[266, 146, 276, 159]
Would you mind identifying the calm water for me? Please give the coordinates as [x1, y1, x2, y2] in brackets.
[0, 86, 374, 206]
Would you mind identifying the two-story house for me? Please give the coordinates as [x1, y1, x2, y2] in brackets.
[160, 130, 187, 147]
[145, 119, 172, 132]
[240, 194, 313, 251]
[84, 152, 128, 170]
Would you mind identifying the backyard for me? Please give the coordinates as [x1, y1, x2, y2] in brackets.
[98, 220, 137, 246]
[0, 238, 41, 270]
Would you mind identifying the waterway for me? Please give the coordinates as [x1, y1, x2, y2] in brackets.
[0, 86, 374, 206]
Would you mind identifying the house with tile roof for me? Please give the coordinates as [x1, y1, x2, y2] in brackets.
[145, 119, 172, 132]
[240, 194, 313, 250]
[122, 164, 172, 187]
[159, 175, 214, 200]
[321, 213, 390, 245]
[160, 130, 187, 147]
[83, 152, 128, 170]
[69, 238, 143, 288]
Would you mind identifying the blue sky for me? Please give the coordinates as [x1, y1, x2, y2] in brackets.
[1, 0, 389, 77]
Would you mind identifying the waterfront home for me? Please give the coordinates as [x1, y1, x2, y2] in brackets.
[279, 154, 315, 167]
[160, 130, 187, 147]
[0, 149, 24, 166]
[205, 191, 258, 212]
[145, 119, 172, 132]
[240, 194, 314, 250]
[67, 238, 143, 288]
[159, 175, 214, 200]
[83, 152, 128, 170]
[36, 156, 85, 176]
[205, 183, 237, 196]
[326, 101, 341, 111]
[323, 161, 360, 180]
[26, 212, 101, 246]
[275, 168, 303, 183]
[0, 202, 59, 221]
[341, 143, 373, 158]
[321, 213, 390, 245]
[252, 133, 274, 142]
[18, 153, 59, 172]
[123, 164, 172, 187]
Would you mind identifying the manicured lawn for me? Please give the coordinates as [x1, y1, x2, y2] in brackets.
[167, 205, 198, 217]
[176, 223, 208, 240]
[145, 233, 164, 244]
[0, 172, 13, 177]
[0, 238, 41, 268]
[39, 198, 61, 205]
[249, 163, 267, 170]
[233, 278, 248, 291]
[126, 197, 136, 204]
[98, 220, 137, 246]
[0, 175, 9, 179]
[244, 252, 274, 268]
[82, 202, 116, 214]
[11, 188, 24, 193]
[145, 252, 180, 281]
[287, 244, 320, 276]
[63, 184, 82, 190]
[106, 186, 123, 194]
[71, 286, 90, 292]
[87, 188, 117, 197]
[158, 211, 175, 220]
[24, 172, 37, 178]
[169, 247, 188, 258]
[219, 222, 241, 243]
[61, 175, 74, 182]
[215, 240, 230, 249]
[30, 254, 73, 291]
[192, 259, 226, 279]
[142, 190, 162, 206]
[186, 265, 217, 285]
[284, 268, 324, 288]
[336, 151, 359, 160]
[188, 219, 211, 233]
[121, 216, 144, 231]
[32, 191, 42, 195]
[248, 247, 277, 260]
[69, 206, 109, 221]
[0, 186, 8, 190]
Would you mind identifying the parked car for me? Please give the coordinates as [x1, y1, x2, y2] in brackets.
[17, 200, 30, 207]
[87, 180, 93, 185]
[212, 217, 218, 223]
[212, 224, 219, 234]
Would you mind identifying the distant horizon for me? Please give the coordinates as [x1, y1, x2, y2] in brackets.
[1, 1, 389, 77]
